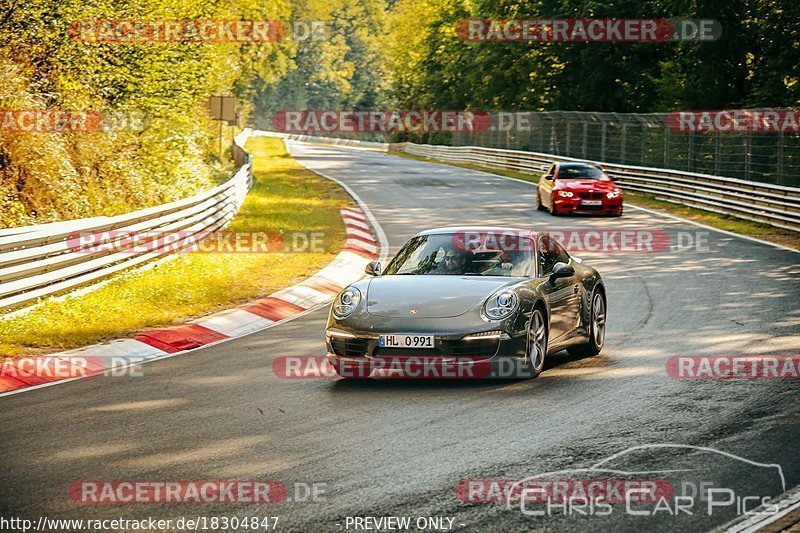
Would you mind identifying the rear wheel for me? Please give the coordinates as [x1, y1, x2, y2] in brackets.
[523, 308, 548, 378]
[568, 290, 606, 357]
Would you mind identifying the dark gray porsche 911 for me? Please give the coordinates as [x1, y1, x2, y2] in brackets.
[325, 227, 606, 379]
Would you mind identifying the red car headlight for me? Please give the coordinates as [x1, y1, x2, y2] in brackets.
[557, 190, 574, 198]
[606, 190, 622, 199]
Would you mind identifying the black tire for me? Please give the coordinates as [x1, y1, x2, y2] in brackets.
[548, 201, 559, 216]
[522, 307, 548, 378]
[568, 289, 606, 357]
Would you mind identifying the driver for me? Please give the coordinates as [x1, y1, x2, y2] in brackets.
[434, 249, 468, 274]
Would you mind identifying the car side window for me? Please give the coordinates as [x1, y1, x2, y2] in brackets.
[550, 239, 571, 265]
[545, 164, 555, 178]
[537, 235, 559, 276]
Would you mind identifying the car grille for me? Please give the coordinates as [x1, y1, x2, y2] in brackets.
[576, 204, 605, 211]
[441, 338, 499, 357]
[330, 337, 369, 357]
[578, 192, 605, 200]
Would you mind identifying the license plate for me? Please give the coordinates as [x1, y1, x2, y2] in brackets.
[379, 334, 435, 348]
[581, 200, 602, 206]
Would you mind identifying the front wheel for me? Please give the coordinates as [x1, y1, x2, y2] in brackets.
[568, 290, 606, 357]
[523, 308, 548, 378]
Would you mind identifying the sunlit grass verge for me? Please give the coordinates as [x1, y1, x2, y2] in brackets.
[390, 151, 799, 250]
[0, 137, 350, 356]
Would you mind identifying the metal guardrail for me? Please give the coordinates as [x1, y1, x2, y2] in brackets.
[452, 111, 800, 187]
[253, 130, 390, 151]
[0, 129, 254, 312]
[396, 142, 800, 232]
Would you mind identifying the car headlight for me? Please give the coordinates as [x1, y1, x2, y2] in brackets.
[606, 190, 622, 199]
[557, 190, 574, 198]
[333, 286, 361, 319]
[483, 289, 518, 321]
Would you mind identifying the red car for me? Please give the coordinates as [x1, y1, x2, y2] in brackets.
[536, 162, 623, 216]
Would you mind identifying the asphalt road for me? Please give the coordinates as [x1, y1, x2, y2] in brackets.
[1, 142, 798, 533]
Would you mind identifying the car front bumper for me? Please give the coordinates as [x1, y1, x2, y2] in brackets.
[555, 197, 623, 214]
[325, 316, 529, 377]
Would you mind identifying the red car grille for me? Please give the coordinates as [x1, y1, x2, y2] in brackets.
[578, 192, 605, 200]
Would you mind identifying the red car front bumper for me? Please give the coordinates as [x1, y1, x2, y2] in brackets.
[554, 197, 623, 215]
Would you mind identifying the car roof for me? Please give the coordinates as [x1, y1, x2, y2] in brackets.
[557, 161, 600, 168]
[415, 226, 538, 238]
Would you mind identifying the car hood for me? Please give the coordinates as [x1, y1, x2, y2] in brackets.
[366, 275, 518, 318]
[560, 180, 618, 191]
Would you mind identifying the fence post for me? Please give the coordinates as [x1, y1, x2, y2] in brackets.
[566, 122, 572, 156]
[538, 115, 546, 152]
[600, 121, 607, 161]
[582, 122, 588, 159]
[641, 123, 647, 165]
[777, 130, 784, 185]
[745, 130, 752, 180]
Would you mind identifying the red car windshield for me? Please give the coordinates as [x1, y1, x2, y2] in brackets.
[558, 165, 608, 180]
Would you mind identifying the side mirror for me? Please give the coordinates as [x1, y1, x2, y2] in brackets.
[544, 174, 554, 180]
[549, 261, 574, 282]
[365, 260, 382, 276]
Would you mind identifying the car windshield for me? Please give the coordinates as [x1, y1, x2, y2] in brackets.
[383, 233, 534, 277]
[558, 165, 608, 180]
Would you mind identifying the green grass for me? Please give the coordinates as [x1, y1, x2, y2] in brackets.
[391, 151, 799, 250]
[0, 137, 351, 356]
